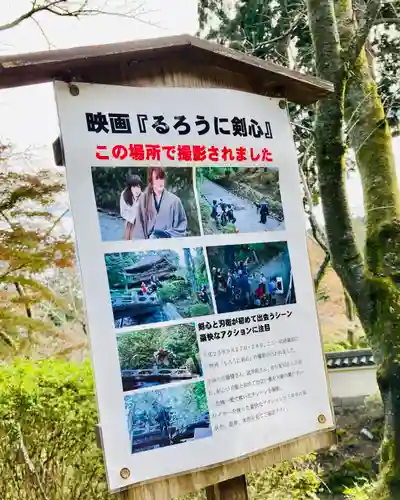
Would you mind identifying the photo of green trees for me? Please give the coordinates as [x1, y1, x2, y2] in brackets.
[125, 381, 212, 455]
[117, 323, 202, 391]
[105, 248, 214, 328]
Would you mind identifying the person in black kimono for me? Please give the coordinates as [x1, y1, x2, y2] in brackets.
[259, 200, 269, 224]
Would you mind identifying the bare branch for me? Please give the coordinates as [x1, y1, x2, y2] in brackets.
[374, 16, 400, 25]
[348, 0, 382, 66]
[0, 1, 63, 32]
[298, 140, 331, 291]
[44, 208, 69, 237]
[0, 0, 155, 33]
[30, 17, 56, 50]
[314, 253, 330, 291]
[14, 282, 33, 319]
[298, 143, 328, 250]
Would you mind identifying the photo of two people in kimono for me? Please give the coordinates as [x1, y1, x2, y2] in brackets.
[91, 166, 201, 242]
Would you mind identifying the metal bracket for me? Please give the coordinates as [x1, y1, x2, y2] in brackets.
[52, 136, 65, 167]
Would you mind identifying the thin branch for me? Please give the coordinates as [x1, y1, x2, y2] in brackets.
[299, 144, 328, 250]
[0, 0, 156, 33]
[0, 1, 62, 31]
[314, 253, 330, 291]
[30, 17, 56, 50]
[14, 282, 33, 319]
[348, 0, 382, 65]
[18, 425, 50, 500]
[298, 141, 331, 291]
[44, 208, 69, 237]
[255, 13, 304, 50]
[374, 16, 400, 25]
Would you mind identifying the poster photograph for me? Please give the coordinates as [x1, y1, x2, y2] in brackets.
[196, 166, 285, 234]
[206, 241, 295, 314]
[104, 248, 214, 328]
[55, 82, 334, 492]
[125, 381, 212, 455]
[91, 166, 201, 241]
[117, 323, 202, 392]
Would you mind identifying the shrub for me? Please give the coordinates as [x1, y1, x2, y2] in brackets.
[247, 454, 322, 499]
[0, 360, 324, 500]
[187, 303, 212, 317]
[324, 458, 375, 495]
[0, 359, 109, 500]
[158, 279, 190, 302]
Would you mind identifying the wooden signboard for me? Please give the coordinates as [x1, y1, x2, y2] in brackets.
[0, 35, 336, 500]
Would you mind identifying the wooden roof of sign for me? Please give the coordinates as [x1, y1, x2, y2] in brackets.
[0, 34, 333, 104]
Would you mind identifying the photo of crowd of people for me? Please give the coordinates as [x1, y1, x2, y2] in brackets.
[206, 242, 296, 314]
[196, 167, 285, 235]
[104, 248, 214, 328]
[91, 166, 200, 241]
[125, 381, 212, 455]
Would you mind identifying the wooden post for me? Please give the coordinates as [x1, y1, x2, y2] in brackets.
[206, 475, 249, 500]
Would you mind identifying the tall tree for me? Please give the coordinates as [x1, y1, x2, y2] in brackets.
[0, 154, 74, 354]
[199, 0, 400, 496]
[306, 1, 400, 496]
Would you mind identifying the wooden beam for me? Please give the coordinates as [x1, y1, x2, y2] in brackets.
[0, 34, 333, 104]
[205, 475, 249, 500]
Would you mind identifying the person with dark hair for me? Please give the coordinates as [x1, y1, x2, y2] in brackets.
[259, 200, 269, 224]
[226, 204, 236, 224]
[133, 167, 188, 239]
[210, 199, 218, 220]
[120, 174, 144, 240]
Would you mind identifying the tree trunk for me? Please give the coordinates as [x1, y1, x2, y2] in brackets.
[334, 3, 400, 495]
[346, 66, 400, 498]
[309, 1, 400, 496]
[306, 0, 365, 301]
[184, 248, 197, 296]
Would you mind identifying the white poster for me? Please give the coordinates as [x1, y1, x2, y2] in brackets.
[54, 82, 334, 492]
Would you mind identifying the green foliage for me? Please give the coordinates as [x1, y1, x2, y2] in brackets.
[207, 241, 288, 271]
[126, 381, 208, 436]
[193, 379, 208, 413]
[344, 481, 375, 500]
[247, 454, 322, 499]
[187, 303, 213, 317]
[198, 197, 235, 235]
[197, 1, 319, 202]
[324, 458, 376, 495]
[197, 167, 284, 220]
[0, 161, 74, 355]
[0, 358, 109, 500]
[117, 323, 200, 373]
[104, 252, 137, 287]
[157, 279, 190, 302]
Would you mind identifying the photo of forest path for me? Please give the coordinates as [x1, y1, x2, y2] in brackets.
[196, 167, 285, 235]
[105, 248, 214, 328]
[117, 324, 202, 392]
[125, 381, 212, 454]
[91, 167, 200, 241]
[206, 242, 296, 314]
